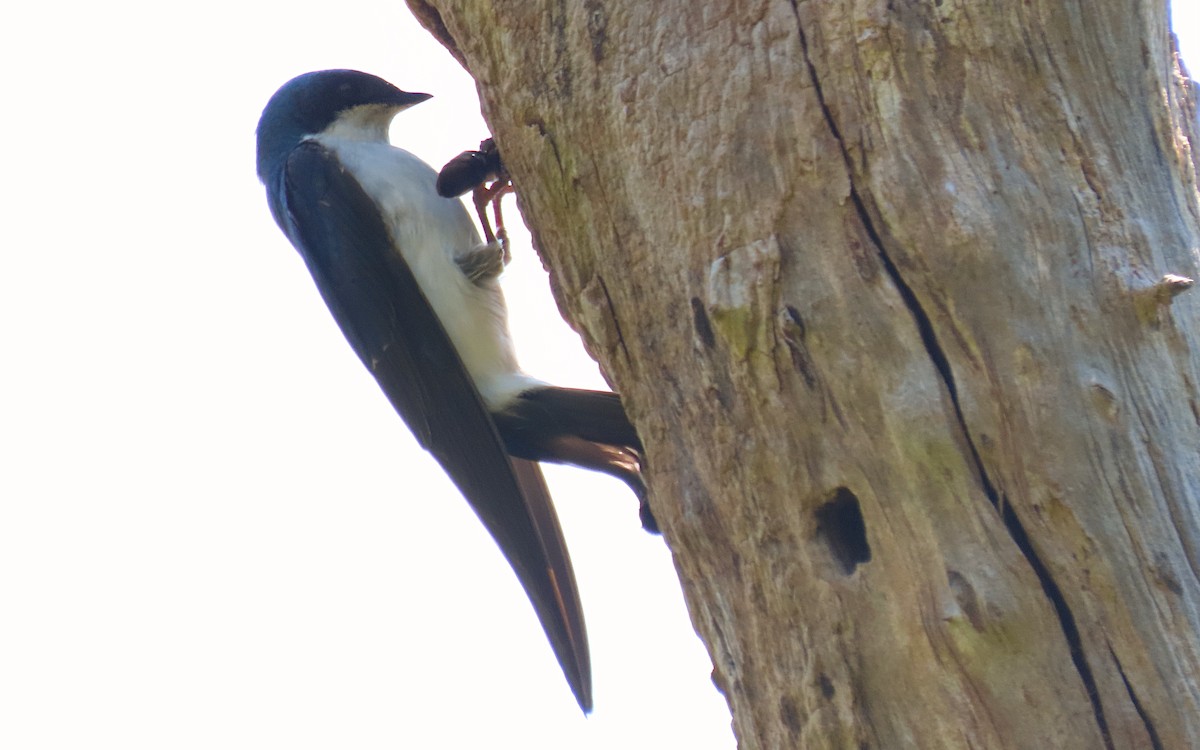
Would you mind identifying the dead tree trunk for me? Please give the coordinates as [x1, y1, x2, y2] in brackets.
[407, 1, 1200, 747]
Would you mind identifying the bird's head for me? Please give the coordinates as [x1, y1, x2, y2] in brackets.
[256, 69, 431, 182]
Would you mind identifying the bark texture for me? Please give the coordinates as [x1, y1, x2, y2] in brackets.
[407, 1, 1200, 747]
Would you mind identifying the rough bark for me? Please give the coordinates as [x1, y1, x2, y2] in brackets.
[407, 1, 1200, 747]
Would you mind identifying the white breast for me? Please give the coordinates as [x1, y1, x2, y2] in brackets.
[314, 133, 540, 407]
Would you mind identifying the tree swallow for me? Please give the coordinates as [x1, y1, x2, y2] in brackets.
[255, 69, 649, 712]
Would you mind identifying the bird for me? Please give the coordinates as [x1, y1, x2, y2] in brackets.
[255, 69, 650, 712]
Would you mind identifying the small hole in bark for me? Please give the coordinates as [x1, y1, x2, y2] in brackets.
[779, 695, 803, 735]
[817, 672, 835, 699]
[691, 296, 716, 348]
[815, 488, 871, 574]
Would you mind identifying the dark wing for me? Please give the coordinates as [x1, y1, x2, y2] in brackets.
[277, 141, 591, 711]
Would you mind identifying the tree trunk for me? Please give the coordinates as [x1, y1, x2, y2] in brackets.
[407, 1, 1200, 747]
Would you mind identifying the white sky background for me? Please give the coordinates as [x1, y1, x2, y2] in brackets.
[1, 4, 1196, 749]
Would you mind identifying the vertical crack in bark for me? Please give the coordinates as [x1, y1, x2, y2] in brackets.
[788, 6, 1114, 745]
[852, 183, 1116, 749]
[1112, 646, 1165, 750]
[596, 274, 632, 364]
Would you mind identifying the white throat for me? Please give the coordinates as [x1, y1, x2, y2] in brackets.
[321, 104, 398, 142]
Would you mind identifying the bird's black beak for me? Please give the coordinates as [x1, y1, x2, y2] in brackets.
[397, 91, 433, 108]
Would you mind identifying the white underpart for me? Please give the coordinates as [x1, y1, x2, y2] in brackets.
[314, 105, 543, 408]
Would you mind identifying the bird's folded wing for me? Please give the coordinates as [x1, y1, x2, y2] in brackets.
[277, 141, 591, 710]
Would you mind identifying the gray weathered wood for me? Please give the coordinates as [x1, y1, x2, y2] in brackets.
[408, 1, 1200, 746]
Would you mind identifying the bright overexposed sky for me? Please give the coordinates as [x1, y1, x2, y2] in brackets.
[1, 4, 1196, 749]
[1, 3, 735, 749]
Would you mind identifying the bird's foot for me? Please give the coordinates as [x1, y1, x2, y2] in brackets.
[456, 240, 508, 283]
